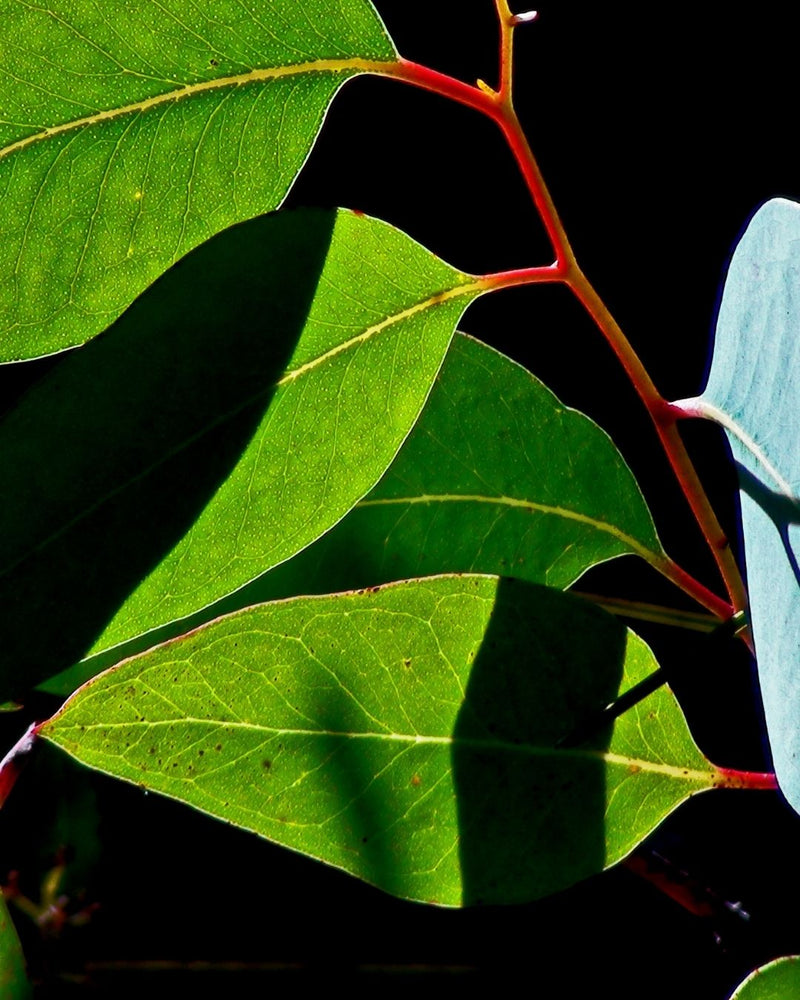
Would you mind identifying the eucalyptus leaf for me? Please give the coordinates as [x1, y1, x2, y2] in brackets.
[693, 198, 800, 812]
[0, 0, 396, 360]
[43, 331, 666, 694]
[0, 896, 30, 1000]
[0, 208, 481, 696]
[41, 575, 721, 907]
[228, 331, 665, 595]
[729, 956, 800, 1000]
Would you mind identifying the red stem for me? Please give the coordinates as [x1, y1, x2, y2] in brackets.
[376, 56, 747, 624]
[714, 767, 778, 791]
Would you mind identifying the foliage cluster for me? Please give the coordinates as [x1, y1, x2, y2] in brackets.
[0, 3, 798, 996]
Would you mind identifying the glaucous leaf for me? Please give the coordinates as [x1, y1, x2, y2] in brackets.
[692, 198, 800, 812]
[41, 575, 724, 907]
[44, 331, 665, 693]
[0, 0, 396, 360]
[730, 957, 800, 1000]
[0, 208, 481, 696]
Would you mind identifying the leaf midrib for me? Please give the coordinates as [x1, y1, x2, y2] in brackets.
[358, 493, 663, 564]
[0, 282, 481, 581]
[48, 717, 715, 782]
[0, 56, 397, 162]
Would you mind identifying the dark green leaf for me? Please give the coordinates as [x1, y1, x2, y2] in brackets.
[44, 331, 665, 693]
[0, 0, 395, 360]
[41, 575, 719, 906]
[0, 896, 30, 1000]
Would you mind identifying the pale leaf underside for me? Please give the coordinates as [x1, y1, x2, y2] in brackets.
[697, 197, 800, 813]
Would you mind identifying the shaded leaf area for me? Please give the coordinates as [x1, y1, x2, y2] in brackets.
[41, 576, 717, 907]
[0, 0, 396, 360]
[1, 208, 476, 698]
[696, 198, 800, 812]
[47, 332, 663, 693]
[730, 956, 800, 999]
[0, 895, 30, 1000]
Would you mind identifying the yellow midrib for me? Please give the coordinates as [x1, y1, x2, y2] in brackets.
[0, 280, 480, 581]
[358, 492, 662, 563]
[46, 718, 715, 784]
[0, 56, 397, 162]
[278, 282, 483, 384]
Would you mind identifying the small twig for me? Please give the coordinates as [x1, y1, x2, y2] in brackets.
[375, 15, 749, 626]
[557, 612, 749, 749]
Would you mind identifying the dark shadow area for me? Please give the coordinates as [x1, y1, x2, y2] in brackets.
[68, 505, 391, 684]
[297, 681, 405, 902]
[0, 208, 337, 696]
[453, 579, 626, 905]
[737, 464, 800, 589]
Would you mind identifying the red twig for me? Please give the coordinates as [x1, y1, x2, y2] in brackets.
[376, 22, 749, 625]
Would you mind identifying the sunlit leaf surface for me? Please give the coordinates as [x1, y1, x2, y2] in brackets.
[42, 575, 719, 906]
[0, 0, 395, 359]
[46, 332, 665, 693]
[231, 331, 665, 595]
[730, 956, 800, 999]
[0, 209, 480, 695]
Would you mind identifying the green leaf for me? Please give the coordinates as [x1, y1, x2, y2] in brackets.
[0, 896, 31, 1000]
[730, 957, 800, 999]
[0, 0, 396, 360]
[693, 198, 800, 813]
[44, 331, 665, 694]
[41, 575, 720, 907]
[226, 331, 665, 595]
[0, 208, 481, 696]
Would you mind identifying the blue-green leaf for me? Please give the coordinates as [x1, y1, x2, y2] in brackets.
[693, 198, 800, 811]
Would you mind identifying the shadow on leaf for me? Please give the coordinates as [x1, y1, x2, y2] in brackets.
[453, 579, 625, 905]
[0, 209, 337, 697]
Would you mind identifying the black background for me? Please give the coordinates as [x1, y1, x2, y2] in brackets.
[3, 4, 800, 996]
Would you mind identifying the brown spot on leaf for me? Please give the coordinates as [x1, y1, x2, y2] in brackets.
[262, 759, 272, 770]
[411, 774, 422, 787]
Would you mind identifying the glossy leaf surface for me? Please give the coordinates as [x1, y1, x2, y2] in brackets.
[697, 198, 800, 812]
[42, 575, 719, 907]
[730, 957, 800, 999]
[0, 0, 395, 360]
[47, 331, 664, 692]
[0, 208, 479, 696]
